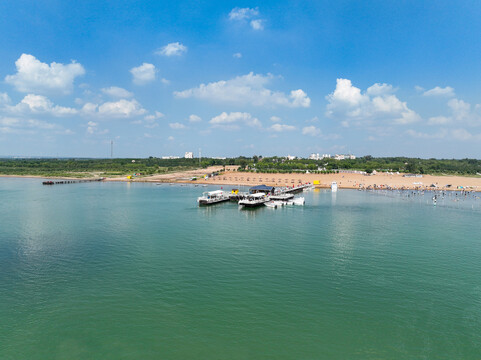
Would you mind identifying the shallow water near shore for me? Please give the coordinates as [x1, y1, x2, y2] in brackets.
[1, 178, 481, 359]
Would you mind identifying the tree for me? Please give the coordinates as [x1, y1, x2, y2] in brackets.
[239, 159, 247, 169]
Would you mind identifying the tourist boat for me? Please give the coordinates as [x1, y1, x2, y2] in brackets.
[197, 190, 230, 205]
[286, 197, 305, 206]
[238, 193, 268, 208]
[331, 181, 338, 192]
[264, 201, 278, 209]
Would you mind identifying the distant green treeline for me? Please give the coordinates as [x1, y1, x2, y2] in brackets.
[0, 156, 480, 177]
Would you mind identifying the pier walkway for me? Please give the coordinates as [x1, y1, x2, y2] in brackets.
[42, 178, 105, 185]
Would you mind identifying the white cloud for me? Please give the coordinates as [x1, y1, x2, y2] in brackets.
[144, 111, 164, 121]
[8, 94, 77, 116]
[451, 128, 481, 141]
[229, 7, 259, 20]
[270, 116, 281, 122]
[326, 78, 420, 126]
[168, 136, 174, 141]
[270, 123, 296, 132]
[302, 126, 322, 137]
[406, 128, 481, 141]
[156, 42, 187, 57]
[443, 98, 481, 126]
[229, 7, 265, 31]
[138, 111, 163, 129]
[0, 116, 70, 134]
[423, 86, 455, 97]
[250, 19, 264, 30]
[188, 114, 202, 123]
[99, 99, 146, 118]
[175, 72, 310, 108]
[290, 89, 311, 107]
[210, 112, 261, 130]
[0, 92, 11, 104]
[130, 63, 156, 85]
[420, 97, 481, 128]
[428, 116, 451, 125]
[5, 54, 85, 95]
[169, 122, 186, 129]
[86, 121, 108, 135]
[233, 52, 242, 58]
[83, 99, 147, 118]
[448, 98, 471, 122]
[366, 83, 394, 96]
[405, 129, 447, 139]
[101, 86, 133, 98]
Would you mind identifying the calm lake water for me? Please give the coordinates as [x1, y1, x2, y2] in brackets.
[1, 178, 481, 359]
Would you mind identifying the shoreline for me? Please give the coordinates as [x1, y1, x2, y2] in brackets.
[2, 167, 481, 191]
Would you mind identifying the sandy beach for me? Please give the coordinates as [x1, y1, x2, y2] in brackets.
[105, 166, 481, 191]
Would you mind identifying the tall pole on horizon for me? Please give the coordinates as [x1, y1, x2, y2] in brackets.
[199, 148, 201, 167]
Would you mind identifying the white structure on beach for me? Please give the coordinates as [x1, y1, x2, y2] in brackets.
[184, 152, 193, 159]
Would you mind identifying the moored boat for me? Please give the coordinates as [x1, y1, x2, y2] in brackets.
[239, 193, 269, 208]
[197, 190, 230, 205]
[286, 197, 305, 206]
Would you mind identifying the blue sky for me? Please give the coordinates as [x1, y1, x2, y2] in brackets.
[1, 0, 481, 158]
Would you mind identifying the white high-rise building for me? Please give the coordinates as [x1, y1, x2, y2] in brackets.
[184, 152, 193, 159]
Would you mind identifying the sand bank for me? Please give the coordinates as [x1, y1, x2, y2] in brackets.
[107, 166, 481, 191]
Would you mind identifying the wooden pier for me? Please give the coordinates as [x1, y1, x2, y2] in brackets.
[42, 178, 105, 185]
[283, 184, 310, 193]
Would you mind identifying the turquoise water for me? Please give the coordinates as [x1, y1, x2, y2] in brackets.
[1, 178, 481, 359]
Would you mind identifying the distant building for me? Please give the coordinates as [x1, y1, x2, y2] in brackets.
[184, 152, 193, 159]
[286, 155, 296, 160]
[161, 156, 180, 159]
[309, 153, 331, 160]
[334, 154, 356, 160]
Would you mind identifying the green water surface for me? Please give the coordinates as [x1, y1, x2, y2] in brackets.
[1, 178, 480, 359]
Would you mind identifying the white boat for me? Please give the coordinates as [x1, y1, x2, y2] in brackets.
[239, 193, 268, 208]
[286, 197, 305, 206]
[264, 201, 278, 209]
[331, 181, 338, 192]
[197, 190, 230, 205]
